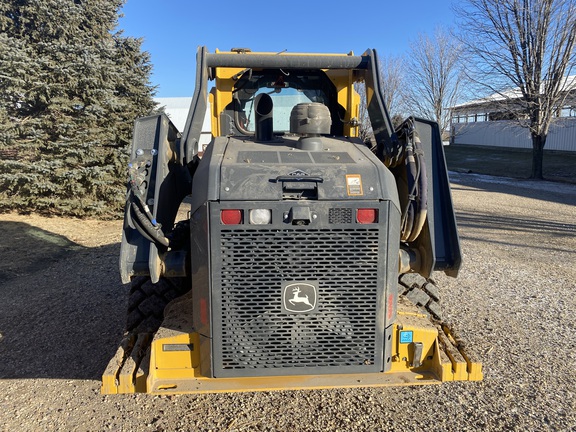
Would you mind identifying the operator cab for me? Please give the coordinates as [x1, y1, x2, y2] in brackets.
[219, 69, 346, 137]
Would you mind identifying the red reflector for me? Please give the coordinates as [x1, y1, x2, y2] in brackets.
[221, 209, 242, 224]
[357, 208, 378, 224]
[387, 293, 394, 321]
[200, 298, 208, 326]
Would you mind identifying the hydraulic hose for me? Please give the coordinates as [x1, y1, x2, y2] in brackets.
[130, 201, 169, 247]
[401, 140, 417, 241]
[400, 119, 428, 243]
[127, 161, 170, 247]
[129, 204, 156, 244]
[128, 163, 157, 225]
[408, 135, 428, 242]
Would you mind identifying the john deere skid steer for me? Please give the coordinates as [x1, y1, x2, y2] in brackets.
[102, 47, 482, 394]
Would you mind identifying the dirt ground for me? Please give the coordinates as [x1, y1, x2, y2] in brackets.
[0, 173, 575, 431]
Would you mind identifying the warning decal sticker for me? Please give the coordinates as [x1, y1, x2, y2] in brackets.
[346, 174, 363, 196]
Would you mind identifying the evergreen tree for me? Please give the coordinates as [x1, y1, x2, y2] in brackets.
[0, 0, 156, 217]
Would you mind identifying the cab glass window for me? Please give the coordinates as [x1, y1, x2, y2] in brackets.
[232, 69, 336, 135]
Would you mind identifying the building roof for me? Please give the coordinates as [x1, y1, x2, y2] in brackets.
[452, 75, 576, 110]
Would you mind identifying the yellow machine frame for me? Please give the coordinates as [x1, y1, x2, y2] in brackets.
[209, 49, 361, 139]
[103, 296, 481, 394]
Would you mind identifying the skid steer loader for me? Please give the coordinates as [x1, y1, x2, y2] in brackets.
[102, 47, 482, 394]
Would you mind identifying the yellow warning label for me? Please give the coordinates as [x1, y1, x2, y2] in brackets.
[346, 174, 363, 196]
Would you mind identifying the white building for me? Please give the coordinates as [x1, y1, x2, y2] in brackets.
[155, 97, 212, 148]
[450, 77, 576, 152]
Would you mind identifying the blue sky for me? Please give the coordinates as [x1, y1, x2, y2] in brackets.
[118, 0, 456, 97]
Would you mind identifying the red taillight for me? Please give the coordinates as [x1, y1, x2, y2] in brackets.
[357, 208, 378, 224]
[221, 209, 242, 224]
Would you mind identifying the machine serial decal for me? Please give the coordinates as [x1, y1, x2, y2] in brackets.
[282, 282, 318, 313]
[346, 174, 363, 196]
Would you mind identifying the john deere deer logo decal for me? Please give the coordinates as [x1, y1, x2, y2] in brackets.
[289, 286, 313, 307]
[282, 282, 317, 313]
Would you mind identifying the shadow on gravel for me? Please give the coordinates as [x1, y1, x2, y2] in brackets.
[0, 221, 82, 281]
[449, 175, 576, 207]
[0, 222, 126, 381]
[456, 210, 576, 253]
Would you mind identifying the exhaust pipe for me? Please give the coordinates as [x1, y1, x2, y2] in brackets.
[254, 93, 273, 142]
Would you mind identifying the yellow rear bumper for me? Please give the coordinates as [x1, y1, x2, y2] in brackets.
[102, 299, 481, 395]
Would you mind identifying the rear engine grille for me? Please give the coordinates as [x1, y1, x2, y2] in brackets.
[214, 228, 383, 376]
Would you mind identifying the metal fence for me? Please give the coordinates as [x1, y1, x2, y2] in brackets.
[451, 118, 576, 152]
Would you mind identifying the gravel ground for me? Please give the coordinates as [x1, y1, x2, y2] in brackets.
[0, 172, 575, 431]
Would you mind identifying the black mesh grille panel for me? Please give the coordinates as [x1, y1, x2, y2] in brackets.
[329, 207, 353, 224]
[214, 227, 383, 376]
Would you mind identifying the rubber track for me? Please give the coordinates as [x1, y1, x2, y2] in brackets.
[398, 273, 442, 320]
[126, 277, 187, 333]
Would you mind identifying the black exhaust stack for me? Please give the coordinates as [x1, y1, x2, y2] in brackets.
[254, 93, 273, 142]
